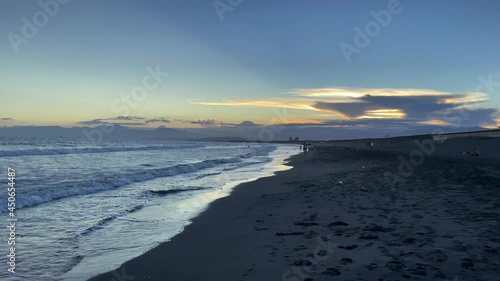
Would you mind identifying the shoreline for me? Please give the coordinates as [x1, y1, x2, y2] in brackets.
[89, 138, 500, 281]
[58, 145, 297, 281]
[87, 152, 305, 281]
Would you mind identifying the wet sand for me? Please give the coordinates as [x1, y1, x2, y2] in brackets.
[89, 139, 500, 281]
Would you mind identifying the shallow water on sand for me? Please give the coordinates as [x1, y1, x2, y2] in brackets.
[0, 137, 298, 281]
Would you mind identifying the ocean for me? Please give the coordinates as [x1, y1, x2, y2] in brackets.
[0, 137, 297, 280]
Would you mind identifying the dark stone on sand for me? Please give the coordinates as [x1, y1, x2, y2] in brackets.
[322, 268, 341, 276]
[359, 234, 379, 240]
[340, 258, 353, 265]
[275, 232, 304, 236]
[328, 221, 349, 226]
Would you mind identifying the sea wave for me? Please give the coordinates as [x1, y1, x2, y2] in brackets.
[0, 144, 204, 157]
[79, 204, 145, 237]
[144, 187, 206, 197]
[3, 146, 276, 212]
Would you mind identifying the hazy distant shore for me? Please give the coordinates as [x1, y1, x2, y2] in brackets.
[88, 134, 500, 281]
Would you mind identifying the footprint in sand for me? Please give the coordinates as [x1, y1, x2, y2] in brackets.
[337, 245, 358, 250]
[427, 249, 448, 262]
[322, 267, 341, 276]
[340, 257, 353, 265]
[461, 258, 474, 269]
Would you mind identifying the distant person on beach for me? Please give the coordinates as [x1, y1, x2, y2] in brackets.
[463, 148, 480, 157]
[366, 142, 374, 150]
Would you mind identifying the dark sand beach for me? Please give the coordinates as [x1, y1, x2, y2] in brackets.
[89, 136, 500, 281]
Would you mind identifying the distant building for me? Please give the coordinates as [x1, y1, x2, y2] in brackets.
[289, 137, 293, 141]
[294, 137, 299, 141]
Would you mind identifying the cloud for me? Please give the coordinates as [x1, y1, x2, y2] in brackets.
[190, 119, 223, 128]
[145, 117, 170, 123]
[78, 119, 109, 125]
[310, 89, 488, 119]
[78, 116, 147, 126]
[313, 101, 370, 118]
[292, 87, 461, 99]
[112, 122, 147, 126]
[430, 107, 499, 128]
[313, 95, 454, 119]
[194, 87, 498, 127]
[1, 118, 13, 121]
[106, 116, 145, 121]
[191, 119, 217, 125]
[195, 99, 319, 111]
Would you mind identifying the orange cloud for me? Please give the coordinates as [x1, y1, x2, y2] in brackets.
[195, 99, 319, 110]
[193, 87, 495, 125]
[356, 109, 406, 119]
[441, 92, 488, 104]
[418, 120, 451, 126]
[292, 87, 455, 99]
[273, 118, 324, 124]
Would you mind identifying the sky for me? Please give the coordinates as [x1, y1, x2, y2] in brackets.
[1, 0, 500, 136]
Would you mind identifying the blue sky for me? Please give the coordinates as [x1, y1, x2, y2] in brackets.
[1, 0, 499, 131]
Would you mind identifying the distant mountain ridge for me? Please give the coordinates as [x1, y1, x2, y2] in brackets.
[0, 124, 490, 141]
[0, 125, 197, 140]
